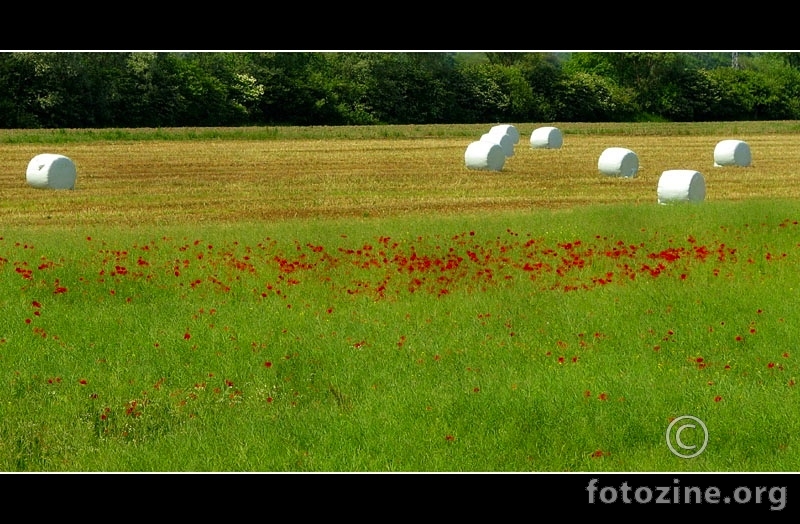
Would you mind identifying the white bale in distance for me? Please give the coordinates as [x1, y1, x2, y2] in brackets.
[465, 141, 505, 171]
[598, 147, 639, 178]
[530, 126, 563, 149]
[657, 170, 706, 204]
[480, 131, 514, 157]
[713, 139, 751, 167]
[26, 154, 77, 190]
[489, 124, 520, 144]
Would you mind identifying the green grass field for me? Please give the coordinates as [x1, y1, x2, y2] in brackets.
[1, 122, 799, 471]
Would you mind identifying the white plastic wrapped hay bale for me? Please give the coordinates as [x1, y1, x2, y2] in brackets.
[26, 153, 77, 190]
[713, 139, 751, 167]
[598, 147, 639, 178]
[530, 126, 563, 149]
[480, 131, 514, 157]
[657, 170, 706, 204]
[489, 124, 519, 145]
[465, 141, 505, 171]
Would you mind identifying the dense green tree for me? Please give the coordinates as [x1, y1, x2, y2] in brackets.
[515, 53, 563, 121]
[731, 56, 800, 119]
[243, 52, 346, 125]
[782, 52, 800, 69]
[344, 53, 460, 124]
[318, 53, 379, 125]
[0, 54, 39, 127]
[552, 72, 637, 122]
[707, 69, 770, 120]
[185, 54, 245, 126]
[485, 53, 528, 67]
[183, 53, 263, 125]
[114, 53, 183, 127]
[1, 51, 800, 128]
[561, 53, 616, 77]
[451, 62, 512, 123]
[686, 52, 739, 70]
[651, 66, 721, 122]
[7, 52, 129, 128]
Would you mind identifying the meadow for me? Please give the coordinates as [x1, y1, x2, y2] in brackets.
[1, 122, 799, 471]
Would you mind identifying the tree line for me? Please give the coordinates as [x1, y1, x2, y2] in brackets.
[1, 52, 799, 129]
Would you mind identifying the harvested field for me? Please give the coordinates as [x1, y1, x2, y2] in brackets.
[1, 124, 799, 228]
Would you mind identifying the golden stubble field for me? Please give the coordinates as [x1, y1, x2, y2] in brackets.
[2, 129, 799, 229]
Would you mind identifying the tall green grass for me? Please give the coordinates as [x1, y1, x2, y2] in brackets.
[1, 199, 798, 471]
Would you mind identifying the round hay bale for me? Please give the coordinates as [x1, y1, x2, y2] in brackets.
[598, 147, 639, 178]
[480, 131, 514, 157]
[26, 153, 77, 190]
[657, 170, 706, 204]
[465, 141, 505, 171]
[489, 124, 519, 144]
[713, 139, 751, 167]
[530, 126, 563, 149]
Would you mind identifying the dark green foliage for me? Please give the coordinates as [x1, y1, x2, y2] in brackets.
[1, 52, 799, 128]
[552, 72, 637, 122]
